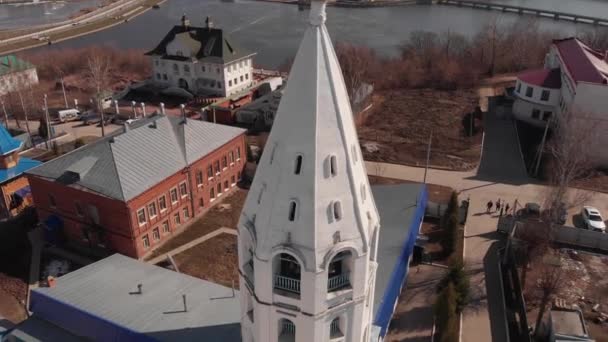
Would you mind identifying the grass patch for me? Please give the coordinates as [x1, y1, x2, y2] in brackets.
[146, 189, 247, 260]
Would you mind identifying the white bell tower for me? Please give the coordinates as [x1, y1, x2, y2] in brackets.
[237, 1, 381, 341]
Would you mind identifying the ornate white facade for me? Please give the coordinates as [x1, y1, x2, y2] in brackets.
[147, 16, 255, 98]
[237, 2, 380, 341]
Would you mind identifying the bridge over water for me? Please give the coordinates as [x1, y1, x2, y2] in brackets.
[435, 0, 608, 26]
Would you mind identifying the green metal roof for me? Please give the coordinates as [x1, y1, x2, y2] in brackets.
[0, 55, 35, 77]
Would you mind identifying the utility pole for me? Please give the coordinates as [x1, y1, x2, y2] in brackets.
[60, 77, 68, 109]
[423, 130, 433, 184]
[533, 119, 551, 177]
[98, 95, 105, 137]
[43, 94, 52, 150]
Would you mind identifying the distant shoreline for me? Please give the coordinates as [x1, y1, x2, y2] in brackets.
[253, 0, 421, 8]
[0, 0, 165, 55]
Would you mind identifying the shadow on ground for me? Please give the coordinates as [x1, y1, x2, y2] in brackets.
[483, 240, 509, 342]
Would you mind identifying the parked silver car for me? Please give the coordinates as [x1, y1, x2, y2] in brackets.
[581, 206, 606, 232]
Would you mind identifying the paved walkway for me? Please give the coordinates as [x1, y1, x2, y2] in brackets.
[366, 160, 608, 342]
[477, 105, 529, 183]
[147, 227, 237, 265]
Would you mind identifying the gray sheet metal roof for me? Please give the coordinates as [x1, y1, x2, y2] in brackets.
[371, 183, 423, 316]
[146, 25, 255, 64]
[27, 115, 245, 201]
[7, 316, 85, 342]
[32, 254, 242, 341]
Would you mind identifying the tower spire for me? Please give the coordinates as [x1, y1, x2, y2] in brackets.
[237, 2, 380, 341]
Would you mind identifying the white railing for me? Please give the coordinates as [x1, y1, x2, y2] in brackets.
[328, 272, 350, 292]
[330, 319, 343, 338]
[274, 274, 301, 294]
[281, 320, 296, 335]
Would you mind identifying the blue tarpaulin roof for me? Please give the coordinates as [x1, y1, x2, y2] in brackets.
[0, 125, 23, 155]
[0, 157, 41, 184]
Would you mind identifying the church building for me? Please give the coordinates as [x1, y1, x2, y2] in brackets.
[9, 2, 427, 341]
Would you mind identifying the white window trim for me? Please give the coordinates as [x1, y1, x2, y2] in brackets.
[142, 236, 150, 249]
[179, 181, 188, 198]
[170, 187, 178, 204]
[148, 202, 157, 219]
[137, 208, 147, 226]
[159, 196, 168, 212]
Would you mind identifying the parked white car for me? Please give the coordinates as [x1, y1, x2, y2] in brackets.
[581, 206, 606, 232]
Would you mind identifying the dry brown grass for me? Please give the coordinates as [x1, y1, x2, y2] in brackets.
[173, 234, 239, 289]
[359, 89, 481, 170]
[146, 189, 248, 259]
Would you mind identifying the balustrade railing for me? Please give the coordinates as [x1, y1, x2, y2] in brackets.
[328, 272, 350, 292]
[274, 274, 301, 294]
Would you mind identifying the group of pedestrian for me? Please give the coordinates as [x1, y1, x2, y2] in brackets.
[486, 198, 511, 216]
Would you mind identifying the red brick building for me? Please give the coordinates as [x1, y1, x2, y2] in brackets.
[27, 115, 246, 259]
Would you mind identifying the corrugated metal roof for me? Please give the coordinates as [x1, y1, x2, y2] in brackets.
[0, 124, 23, 155]
[146, 25, 255, 64]
[554, 38, 608, 85]
[32, 254, 242, 341]
[7, 316, 85, 342]
[370, 183, 423, 316]
[27, 115, 245, 201]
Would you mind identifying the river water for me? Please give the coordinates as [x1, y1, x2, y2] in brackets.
[0, 0, 100, 29]
[9, 0, 608, 68]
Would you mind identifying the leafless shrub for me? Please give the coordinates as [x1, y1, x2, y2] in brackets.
[532, 250, 565, 338]
[543, 110, 598, 222]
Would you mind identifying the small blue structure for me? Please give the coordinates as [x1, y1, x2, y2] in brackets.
[0, 124, 41, 218]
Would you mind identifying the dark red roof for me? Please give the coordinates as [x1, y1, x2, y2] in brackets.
[519, 68, 562, 89]
[554, 38, 608, 85]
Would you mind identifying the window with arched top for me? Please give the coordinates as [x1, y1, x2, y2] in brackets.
[328, 251, 352, 293]
[279, 318, 296, 341]
[330, 155, 338, 176]
[333, 201, 342, 221]
[288, 201, 297, 221]
[274, 253, 301, 298]
[330, 316, 344, 339]
[294, 155, 303, 174]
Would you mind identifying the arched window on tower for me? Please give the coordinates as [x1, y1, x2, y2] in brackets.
[329, 155, 338, 176]
[288, 201, 297, 221]
[333, 201, 342, 221]
[330, 316, 344, 339]
[294, 155, 303, 174]
[327, 251, 352, 292]
[278, 318, 296, 342]
[273, 253, 301, 298]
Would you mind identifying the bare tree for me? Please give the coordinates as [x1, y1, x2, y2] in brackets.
[543, 110, 598, 224]
[53, 65, 69, 109]
[335, 42, 375, 101]
[578, 27, 608, 51]
[86, 50, 111, 137]
[514, 221, 550, 290]
[533, 250, 564, 338]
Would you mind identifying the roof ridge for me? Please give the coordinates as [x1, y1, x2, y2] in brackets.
[107, 140, 127, 201]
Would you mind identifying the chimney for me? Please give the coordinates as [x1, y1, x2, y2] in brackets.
[131, 101, 137, 119]
[160, 102, 166, 116]
[205, 16, 213, 29]
[181, 14, 190, 29]
[140, 102, 146, 118]
[114, 100, 120, 115]
[180, 104, 187, 123]
[47, 276, 56, 288]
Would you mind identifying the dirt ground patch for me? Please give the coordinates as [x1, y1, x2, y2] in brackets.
[146, 189, 248, 260]
[359, 89, 481, 171]
[524, 249, 608, 341]
[173, 233, 239, 289]
[368, 175, 453, 204]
